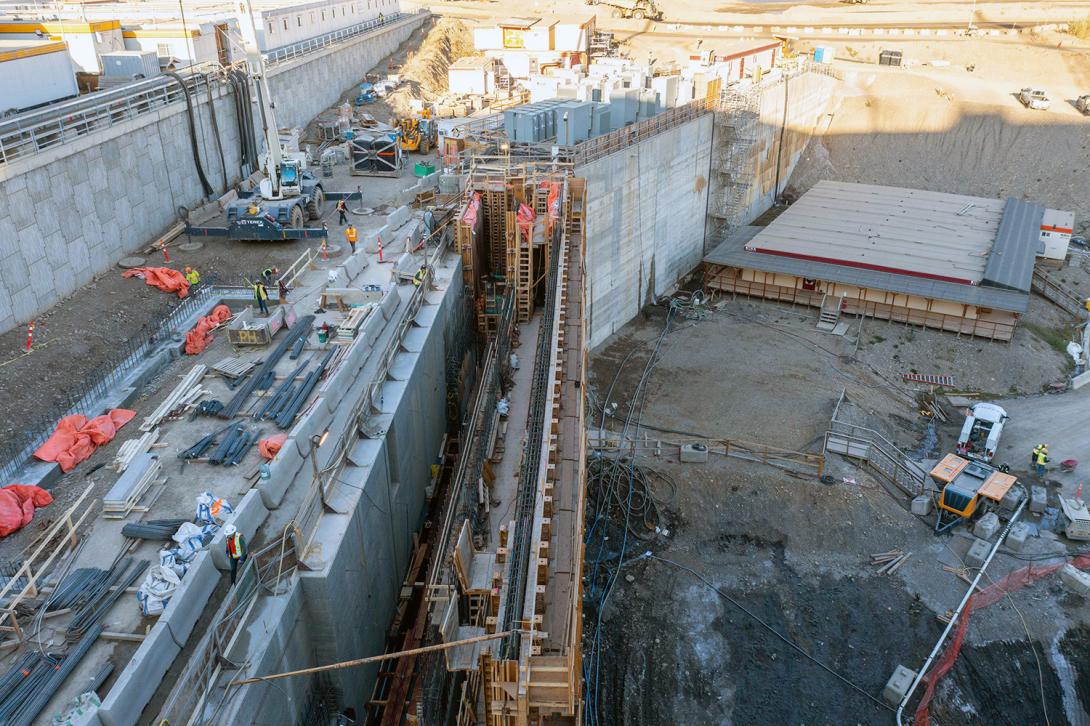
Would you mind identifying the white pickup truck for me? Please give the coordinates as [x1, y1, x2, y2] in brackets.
[956, 403, 1009, 463]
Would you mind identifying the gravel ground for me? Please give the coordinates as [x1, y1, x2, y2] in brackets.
[588, 299, 1090, 725]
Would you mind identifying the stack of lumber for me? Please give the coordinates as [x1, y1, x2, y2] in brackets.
[336, 306, 371, 341]
[103, 454, 162, 519]
[112, 430, 160, 473]
[871, 549, 911, 574]
[141, 365, 207, 431]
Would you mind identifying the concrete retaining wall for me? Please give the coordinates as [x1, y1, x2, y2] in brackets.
[0, 14, 428, 334]
[580, 114, 714, 349]
[707, 70, 839, 238]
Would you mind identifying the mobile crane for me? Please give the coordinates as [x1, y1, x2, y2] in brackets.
[188, 0, 328, 241]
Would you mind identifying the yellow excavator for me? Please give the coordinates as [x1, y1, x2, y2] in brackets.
[397, 111, 436, 154]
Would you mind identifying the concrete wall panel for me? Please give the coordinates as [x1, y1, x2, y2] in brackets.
[580, 114, 714, 349]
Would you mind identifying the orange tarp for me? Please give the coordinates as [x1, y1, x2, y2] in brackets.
[33, 409, 136, 472]
[258, 433, 288, 460]
[185, 304, 232, 355]
[122, 267, 190, 298]
[0, 485, 53, 538]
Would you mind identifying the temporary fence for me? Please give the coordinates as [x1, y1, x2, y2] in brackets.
[912, 553, 1090, 725]
[0, 279, 248, 484]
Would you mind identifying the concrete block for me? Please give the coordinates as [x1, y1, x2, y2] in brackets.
[883, 664, 916, 706]
[160, 551, 219, 638]
[363, 224, 389, 254]
[386, 204, 411, 230]
[911, 495, 933, 516]
[258, 436, 305, 510]
[97, 621, 181, 726]
[1030, 485, 1048, 514]
[1059, 564, 1090, 597]
[379, 288, 399, 321]
[1006, 522, 1031, 552]
[1000, 484, 1026, 514]
[679, 443, 708, 463]
[438, 174, 467, 194]
[343, 248, 370, 280]
[965, 537, 991, 568]
[973, 512, 1000, 541]
[210, 490, 268, 570]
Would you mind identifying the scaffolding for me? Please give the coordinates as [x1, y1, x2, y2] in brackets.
[710, 84, 760, 233]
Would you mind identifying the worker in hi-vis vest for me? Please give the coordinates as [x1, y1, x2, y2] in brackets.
[224, 524, 247, 585]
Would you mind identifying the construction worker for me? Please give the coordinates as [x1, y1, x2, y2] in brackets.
[336, 198, 349, 225]
[1036, 445, 1050, 479]
[1032, 443, 1046, 468]
[278, 276, 289, 302]
[224, 524, 247, 585]
[253, 280, 269, 315]
[261, 267, 279, 284]
[345, 224, 358, 254]
[413, 265, 427, 287]
[183, 266, 200, 286]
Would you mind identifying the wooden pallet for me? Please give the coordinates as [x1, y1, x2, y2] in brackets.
[337, 305, 372, 341]
[212, 357, 258, 380]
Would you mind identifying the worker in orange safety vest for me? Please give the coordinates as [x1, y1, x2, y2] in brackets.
[345, 224, 358, 254]
[224, 524, 247, 584]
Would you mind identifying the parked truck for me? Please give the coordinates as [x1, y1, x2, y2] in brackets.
[956, 403, 1009, 463]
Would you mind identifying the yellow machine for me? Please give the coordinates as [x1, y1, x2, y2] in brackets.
[930, 454, 1017, 532]
[397, 111, 436, 154]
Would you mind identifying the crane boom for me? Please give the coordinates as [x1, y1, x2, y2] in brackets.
[235, 0, 283, 198]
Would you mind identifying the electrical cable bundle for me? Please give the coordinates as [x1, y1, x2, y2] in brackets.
[582, 306, 675, 726]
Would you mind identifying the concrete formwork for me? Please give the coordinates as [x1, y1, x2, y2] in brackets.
[0, 13, 428, 334]
[580, 114, 714, 349]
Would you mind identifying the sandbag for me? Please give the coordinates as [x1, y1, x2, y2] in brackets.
[122, 267, 190, 298]
[34, 409, 136, 472]
[258, 433, 288, 460]
[0, 484, 53, 538]
[184, 304, 232, 355]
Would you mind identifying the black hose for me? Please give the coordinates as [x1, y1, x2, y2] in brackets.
[230, 70, 256, 175]
[205, 74, 229, 193]
[165, 71, 214, 198]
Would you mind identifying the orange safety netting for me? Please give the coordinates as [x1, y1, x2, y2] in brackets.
[914, 553, 1090, 725]
[122, 267, 190, 298]
[184, 304, 232, 355]
[0, 485, 53, 538]
[258, 433, 289, 460]
[33, 409, 136, 473]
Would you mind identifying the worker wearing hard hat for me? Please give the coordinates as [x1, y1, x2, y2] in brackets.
[345, 224, 358, 254]
[184, 266, 201, 286]
[224, 524, 247, 585]
[413, 265, 427, 287]
[1036, 445, 1050, 480]
[1032, 443, 1044, 467]
[253, 280, 270, 316]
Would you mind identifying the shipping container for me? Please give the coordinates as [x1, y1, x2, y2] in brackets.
[100, 50, 160, 78]
[0, 40, 79, 115]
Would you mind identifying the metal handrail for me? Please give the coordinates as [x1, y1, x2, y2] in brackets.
[263, 10, 413, 65]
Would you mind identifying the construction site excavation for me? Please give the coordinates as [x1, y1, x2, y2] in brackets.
[2, 0, 1090, 724]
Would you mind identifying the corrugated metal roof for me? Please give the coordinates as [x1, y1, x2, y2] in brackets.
[743, 181, 1006, 285]
[981, 198, 1043, 292]
[705, 226, 1030, 313]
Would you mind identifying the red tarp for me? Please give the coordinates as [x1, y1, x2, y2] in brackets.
[258, 433, 289, 460]
[122, 267, 190, 298]
[184, 304, 232, 355]
[33, 409, 136, 473]
[0, 485, 53, 538]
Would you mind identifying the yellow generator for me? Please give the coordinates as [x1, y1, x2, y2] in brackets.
[930, 454, 1017, 532]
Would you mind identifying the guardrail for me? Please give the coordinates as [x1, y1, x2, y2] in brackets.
[263, 10, 413, 65]
[823, 391, 928, 497]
